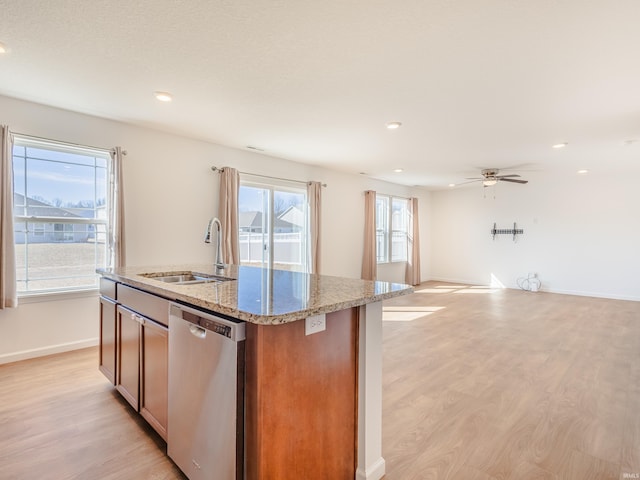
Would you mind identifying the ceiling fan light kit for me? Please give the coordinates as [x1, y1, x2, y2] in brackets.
[463, 168, 530, 190]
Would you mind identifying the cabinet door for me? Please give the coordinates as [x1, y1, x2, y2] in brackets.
[99, 297, 117, 384]
[140, 318, 169, 440]
[116, 305, 141, 410]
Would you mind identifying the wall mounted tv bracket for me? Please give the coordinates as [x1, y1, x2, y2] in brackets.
[491, 222, 524, 241]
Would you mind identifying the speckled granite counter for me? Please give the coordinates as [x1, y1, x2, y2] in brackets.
[98, 264, 412, 325]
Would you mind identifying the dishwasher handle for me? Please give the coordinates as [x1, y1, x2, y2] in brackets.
[189, 324, 207, 339]
[169, 303, 246, 342]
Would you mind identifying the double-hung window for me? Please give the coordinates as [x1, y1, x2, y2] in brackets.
[376, 195, 409, 264]
[12, 136, 112, 294]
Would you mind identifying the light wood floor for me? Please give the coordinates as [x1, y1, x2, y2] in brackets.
[0, 282, 638, 479]
[382, 282, 640, 480]
[0, 348, 186, 480]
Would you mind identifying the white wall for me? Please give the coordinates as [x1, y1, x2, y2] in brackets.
[430, 172, 640, 300]
[0, 94, 430, 363]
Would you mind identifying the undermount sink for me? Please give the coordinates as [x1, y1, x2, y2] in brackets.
[140, 271, 234, 285]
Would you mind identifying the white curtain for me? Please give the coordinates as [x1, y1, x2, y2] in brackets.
[218, 167, 240, 264]
[307, 181, 322, 274]
[405, 197, 421, 285]
[108, 147, 126, 268]
[361, 190, 377, 281]
[0, 125, 17, 309]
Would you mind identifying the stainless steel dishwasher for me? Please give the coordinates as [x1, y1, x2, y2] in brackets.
[168, 303, 246, 480]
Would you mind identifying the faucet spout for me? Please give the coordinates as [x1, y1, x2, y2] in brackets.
[205, 217, 225, 272]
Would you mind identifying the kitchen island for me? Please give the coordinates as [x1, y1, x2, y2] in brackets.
[98, 264, 412, 480]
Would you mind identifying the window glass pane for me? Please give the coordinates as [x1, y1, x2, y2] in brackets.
[391, 198, 409, 262]
[14, 222, 26, 292]
[12, 138, 111, 294]
[25, 159, 101, 217]
[25, 147, 98, 167]
[238, 183, 309, 273]
[239, 185, 270, 268]
[273, 190, 306, 272]
[13, 154, 26, 216]
[376, 196, 389, 263]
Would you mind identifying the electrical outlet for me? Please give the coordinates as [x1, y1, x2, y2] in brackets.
[305, 314, 326, 335]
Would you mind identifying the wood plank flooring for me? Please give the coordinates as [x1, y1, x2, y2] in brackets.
[0, 282, 638, 479]
[382, 282, 640, 480]
[0, 348, 186, 480]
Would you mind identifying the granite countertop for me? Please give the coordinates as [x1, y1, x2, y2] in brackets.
[98, 264, 413, 325]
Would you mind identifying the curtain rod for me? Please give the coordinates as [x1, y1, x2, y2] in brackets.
[211, 166, 327, 187]
[13, 132, 127, 156]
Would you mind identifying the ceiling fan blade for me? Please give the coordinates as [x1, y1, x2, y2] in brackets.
[465, 177, 483, 180]
[456, 179, 483, 185]
[496, 174, 521, 178]
[499, 178, 528, 184]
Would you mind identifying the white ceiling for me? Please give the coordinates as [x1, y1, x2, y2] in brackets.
[1, 0, 639, 188]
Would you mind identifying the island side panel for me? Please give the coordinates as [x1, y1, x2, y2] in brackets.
[245, 307, 358, 480]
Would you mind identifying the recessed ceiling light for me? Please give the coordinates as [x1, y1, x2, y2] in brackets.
[154, 91, 173, 102]
[448, 183, 456, 187]
[0, 42, 7, 54]
[552, 142, 568, 149]
[393, 168, 403, 173]
[577, 169, 589, 174]
[386, 122, 402, 130]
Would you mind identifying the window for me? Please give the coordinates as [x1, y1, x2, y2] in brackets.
[376, 195, 409, 264]
[238, 182, 309, 273]
[12, 137, 111, 294]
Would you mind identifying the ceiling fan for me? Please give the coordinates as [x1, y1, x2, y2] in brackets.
[465, 168, 529, 186]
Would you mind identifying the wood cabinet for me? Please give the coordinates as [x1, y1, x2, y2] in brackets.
[140, 317, 169, 440]
[98, 296, 117, 385]
[244, 307, 358, 480]
[99, 280, 170, 441]
[114, 304, 169, 440]
[116, 305, 141, 410]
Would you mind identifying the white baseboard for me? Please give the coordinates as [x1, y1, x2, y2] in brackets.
[537, 287, 640, 302]
[426, 275, 486, 286]
[426, 276, 640, 302]
[0, 337, 99, 365]
[355, 457, 386, 480]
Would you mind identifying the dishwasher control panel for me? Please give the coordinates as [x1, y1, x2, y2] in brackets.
[200, 318, 232, 338]
[170, 303, 246, 342]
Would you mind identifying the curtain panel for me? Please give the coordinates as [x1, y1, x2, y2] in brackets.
[361, 190, 377, 281]
[0, 125, 17, 309]
[109, 147, 126, 268]
[405, 197, 421, 285]
[307, 181, 322, 274]
[218, 167, 240, 265]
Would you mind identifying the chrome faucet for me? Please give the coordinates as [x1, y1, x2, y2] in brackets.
[205, 217, 225, 272]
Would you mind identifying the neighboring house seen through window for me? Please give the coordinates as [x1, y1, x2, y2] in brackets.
[12, 137, 111, 294]
[376, 195, 409, 264]
[238, 182, 309, 273]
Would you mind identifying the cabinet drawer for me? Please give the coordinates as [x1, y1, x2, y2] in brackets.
[100, 277, 117, 301]
[118, 284, 170, 326]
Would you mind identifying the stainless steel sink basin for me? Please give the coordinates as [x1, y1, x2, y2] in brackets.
[140, 271, 234, 285]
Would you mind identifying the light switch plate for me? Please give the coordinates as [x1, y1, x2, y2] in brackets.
[305, 314, 326, 335]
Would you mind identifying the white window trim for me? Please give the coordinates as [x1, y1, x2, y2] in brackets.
[12, 135, 112, 296]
